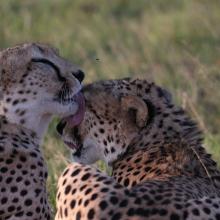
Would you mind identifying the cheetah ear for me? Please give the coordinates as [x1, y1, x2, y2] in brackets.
[121, 95, 148, 128]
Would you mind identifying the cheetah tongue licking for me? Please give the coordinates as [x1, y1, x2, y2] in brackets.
[65, 92, 85, 127]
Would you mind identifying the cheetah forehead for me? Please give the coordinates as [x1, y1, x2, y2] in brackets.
[0, 43, 58, 70]
[83, 78, 172, 106]
[0, 43, 59, 100]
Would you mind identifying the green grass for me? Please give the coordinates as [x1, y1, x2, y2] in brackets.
[1, 0, 220, 214]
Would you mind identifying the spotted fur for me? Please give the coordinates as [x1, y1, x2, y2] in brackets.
[56, 78, 220, 220]
[0, 43, 84, 219]
[56, 163, 220, 220]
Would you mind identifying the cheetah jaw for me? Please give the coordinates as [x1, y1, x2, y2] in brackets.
[63, 136, 83, 154]
[64, 140, 78, 152]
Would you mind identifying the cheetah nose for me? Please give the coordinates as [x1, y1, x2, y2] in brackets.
[72, 70, 85, 83]
[56, 120, 67, 136]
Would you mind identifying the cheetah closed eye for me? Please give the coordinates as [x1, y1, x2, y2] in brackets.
[0, 43, 85, 220]
[56, 78, 220, 220]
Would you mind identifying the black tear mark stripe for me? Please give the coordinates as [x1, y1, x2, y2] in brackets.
[31, 58, 66, 82]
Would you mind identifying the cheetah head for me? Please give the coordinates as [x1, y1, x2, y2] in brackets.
[0, 43, 85, 139]
[57, 79, 152, 165]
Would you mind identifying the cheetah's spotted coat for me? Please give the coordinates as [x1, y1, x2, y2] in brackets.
[56, 79, 220, 220]
[0, 43, 84, 219]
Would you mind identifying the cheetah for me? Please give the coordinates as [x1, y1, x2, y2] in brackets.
[56, 78, 220, 219]
[0, 43, 85, 220]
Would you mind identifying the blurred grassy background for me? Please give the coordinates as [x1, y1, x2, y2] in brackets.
[1, 0, 220, 213]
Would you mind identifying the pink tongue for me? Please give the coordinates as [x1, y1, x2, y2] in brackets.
[65, 92, 85, 127]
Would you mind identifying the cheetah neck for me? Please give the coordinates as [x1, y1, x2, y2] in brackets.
[25, 112, 52, 143]
[112, 81, 220, 186]
[112, 139, 220, 189]
[0, 110, 52, 144]
[0, 115, 39, 145]
[112, 114, 220, 188]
